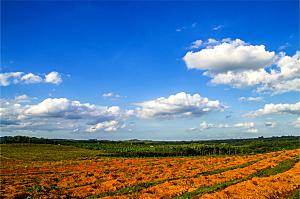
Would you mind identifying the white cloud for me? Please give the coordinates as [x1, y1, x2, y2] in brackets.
[207, 38, 219, 45]
[212, 25, 224, 31]
[102, 92, 125, 99]
[0, 97, 130, 133]
[190, 40, 203, 49]
[246, 128, 258, 133]
[135, 92, 223, 119]
[102, 92, 114, 97]
[199, 121, 212, 130]
[24, 98, 121, 119]
[183, 38, 276, 73]
[211, 52, 300, 93]
[239, 96, 263, 102]
[86, 120, 122, 132]
[246, 102, 300, 117]
[20, 73, 43, 84]
[198, 121, 255, 132]
[15, 94, 29, 101]
[256, 78, 300, 95]
[199, 121, 229, 130]
[293, 117, 300, 128]
[0, 72, 23, 86]
[183, 38, 300, 95]
[210, 69, 267, 88]
[14, 94, 37, 103]
[45, 72, 62, 85]
[0, 99, 24, 126]
[233, 122, 255, 128]
[0, 71, 63, 86]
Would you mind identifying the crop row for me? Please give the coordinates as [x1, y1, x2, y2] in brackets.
[0, 149, 299, 198]
[1, 155, 261, 198]
[199, 161, 300, 199]
[102, 149, 298, 199]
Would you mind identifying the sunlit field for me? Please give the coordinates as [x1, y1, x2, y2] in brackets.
[1, 143, 299, 198]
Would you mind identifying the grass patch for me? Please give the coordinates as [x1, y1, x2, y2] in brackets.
[253, 156, 299, 177]
[196, 159, 260, 177]
[288, 188, 300, 199]
[174, 178, 244, 199]
[0, 144, 102, 161]
[175, 157, 299, 199]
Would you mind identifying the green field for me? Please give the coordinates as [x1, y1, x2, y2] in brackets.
[0, 144, 102, 161]
[1, 135, 299, 157]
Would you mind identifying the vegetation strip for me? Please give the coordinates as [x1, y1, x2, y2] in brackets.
[175, 157, 299, 199]
[2, 136, 299, 157]
[287, 188, 300, 199]
[87, 157, 262, 198]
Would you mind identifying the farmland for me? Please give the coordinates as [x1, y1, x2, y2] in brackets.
[0, 136, 299, 198]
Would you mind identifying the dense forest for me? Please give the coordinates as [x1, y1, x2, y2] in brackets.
[1, 135, 299, 157]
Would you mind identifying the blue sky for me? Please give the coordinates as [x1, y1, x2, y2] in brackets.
[1, 1, 299, 140]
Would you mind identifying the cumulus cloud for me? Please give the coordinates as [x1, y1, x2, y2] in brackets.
[183, 38, 300, 94]
[0, 71, 63, 86]
[86, 120, 124, 132]
[211, 52, 300, 93]
[15, 94, 29, 101]
[0, 97, 128, 133]
[0, 72, 23, 86]
[239, 96, 263, 102]
[190, 40, 203, 49]
[135, 92, 223, 119]
[14, 95, 37, 103]
[24, 98, 121, 120]
[45, 72, 62, 85]
[1, 93, 224, 134]
[0, 100, 23, 126]
[293, 117, 300, 128]
[197, 121, 256, 132]
[102, 92, 114, 97]
[20, 73, 43, 84]
[183, 38, 276, 73]
[199, 121, 229, 130]
[246, 102, 300, 117]
[102, 92, 125, 99]
[233, 122, 255, 128]
[256, 78, 300, 95]
[207, 38, 220, 45]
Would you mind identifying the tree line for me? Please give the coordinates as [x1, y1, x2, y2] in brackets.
[1, 135, 299, 157]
